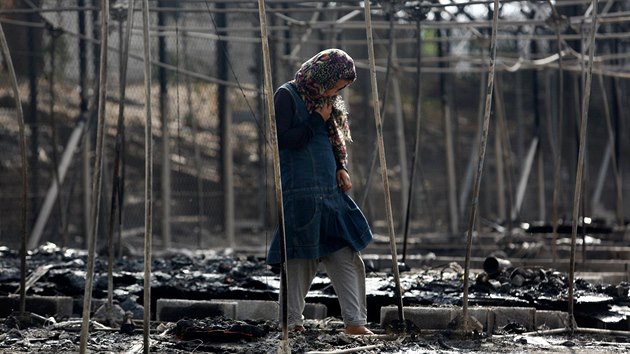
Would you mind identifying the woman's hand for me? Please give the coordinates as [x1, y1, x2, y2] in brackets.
[315, 101, 333, 121]
[336, 169, 352, 192]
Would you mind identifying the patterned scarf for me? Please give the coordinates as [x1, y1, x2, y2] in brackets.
[292, 48, 356, 167]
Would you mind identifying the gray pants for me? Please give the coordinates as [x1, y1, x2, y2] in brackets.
[281, 247, 368, 327]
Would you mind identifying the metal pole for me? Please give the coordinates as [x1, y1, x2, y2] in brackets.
[531, 38, 546, 222]
[493, 82, 506, 222]
[256, 0, 289, 349]
[107, 0, 135, 320]
[77, 0, 89, 249]
[140, 0, 154, 352]
[494, 76, 515, 231]
[461, 0, 500, 332]
[392, 75, 409, 233]
[402, 19, 423, 264]
[363, 0, 404, 324]
[568, 0, 598, 330]
[47, 28, 66, 246]
[216, 2, 235, 248]
[27, 2, 39, 232]
[182, 29, 207, 248]
[79, 0, 109, 352]
[438, 24, 459, 235]
[547, 0, 566, 263]
[158, 1, 171, 249]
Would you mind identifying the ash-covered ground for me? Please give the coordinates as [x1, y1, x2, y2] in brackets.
[0, 243, 629, 353]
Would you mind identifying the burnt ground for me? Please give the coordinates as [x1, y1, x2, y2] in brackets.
[0, 241, 629, 353]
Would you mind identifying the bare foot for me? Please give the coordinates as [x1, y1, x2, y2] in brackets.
[344, 325, 374, 335]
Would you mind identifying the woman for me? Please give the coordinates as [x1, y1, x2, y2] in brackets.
[267, 49, 374, 335]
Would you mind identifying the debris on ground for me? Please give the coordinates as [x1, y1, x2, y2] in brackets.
[0, 243, 629, 353]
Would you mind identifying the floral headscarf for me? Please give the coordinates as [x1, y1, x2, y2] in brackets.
[292, 48, 356, 167]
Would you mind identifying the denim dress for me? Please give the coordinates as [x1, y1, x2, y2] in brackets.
[267, 83, 373, 265]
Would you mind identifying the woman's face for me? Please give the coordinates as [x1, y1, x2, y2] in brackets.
[317, 79, 352, 98]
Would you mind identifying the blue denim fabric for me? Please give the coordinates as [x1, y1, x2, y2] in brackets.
[267, 83, 372, 264]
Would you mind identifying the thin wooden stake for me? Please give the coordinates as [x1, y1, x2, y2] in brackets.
[141, 0, 154, 352]
[359, 9, 396, 211]
[79, 0, 109, 352]
[256, 0, 289, 350]
[568, 0, 598, 330]
[461, 0, 500, 332]
[363, 0, 404, 325]
[107, 0, 135, 320]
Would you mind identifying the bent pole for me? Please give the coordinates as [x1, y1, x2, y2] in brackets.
[257, 0, 289, 349]
[461, 0, 500, 332]
[0, 20, 29, 316]
[363, 0, 404, 324]
[568, 0, 598, 331]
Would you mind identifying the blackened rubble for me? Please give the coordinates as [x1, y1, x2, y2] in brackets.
[1, 242, 629, 331]
[1, 243, 630, 353]
[369, 263, 629, 330]
[468, 262, 629, 329]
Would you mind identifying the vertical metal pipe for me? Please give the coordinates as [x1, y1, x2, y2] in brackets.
[216, 2, 234, 248]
